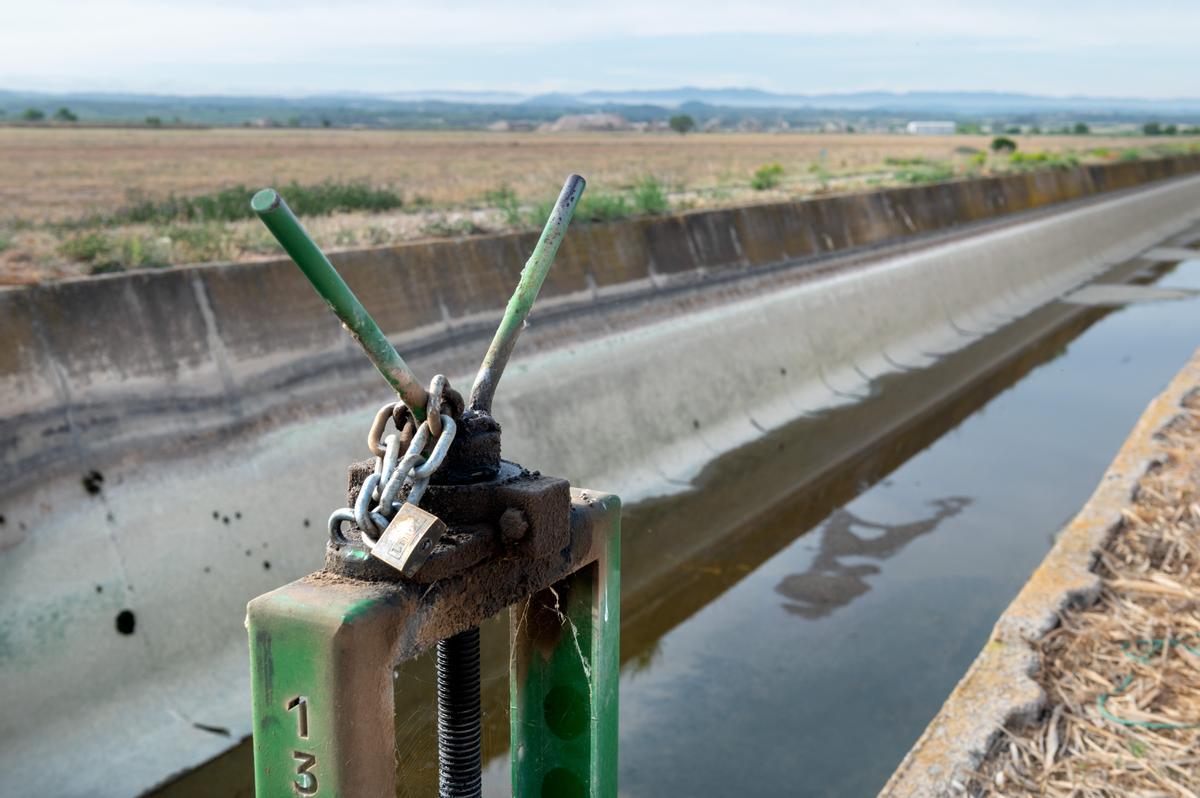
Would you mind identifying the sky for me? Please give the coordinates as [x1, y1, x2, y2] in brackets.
[2, 0, 1198, 98]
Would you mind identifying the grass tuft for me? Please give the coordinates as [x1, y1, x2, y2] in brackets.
[105, 181, 403, 226]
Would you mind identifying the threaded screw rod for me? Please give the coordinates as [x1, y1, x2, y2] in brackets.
[437, 627, 483, 798]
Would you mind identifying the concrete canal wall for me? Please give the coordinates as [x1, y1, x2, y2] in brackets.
[2, 157, 1200, 796]
[4, 154, 1200, 504]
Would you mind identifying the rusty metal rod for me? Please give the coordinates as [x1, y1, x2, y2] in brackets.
[251, 188, 429, 418]
[468, 174, 585, 412]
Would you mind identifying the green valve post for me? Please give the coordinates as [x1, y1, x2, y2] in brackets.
[251, 188, 429, 418]
[469, 174, 585, 412]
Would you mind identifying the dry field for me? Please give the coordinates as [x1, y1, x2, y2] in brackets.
[0, 127, 1194, 283]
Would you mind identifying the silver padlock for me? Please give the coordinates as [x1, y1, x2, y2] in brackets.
[369, 502, 447, 578]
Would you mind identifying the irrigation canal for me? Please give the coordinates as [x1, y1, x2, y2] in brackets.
[153, 247, 1200, 796]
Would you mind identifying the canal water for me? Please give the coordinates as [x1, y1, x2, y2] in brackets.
[157, 252, 1200, 798]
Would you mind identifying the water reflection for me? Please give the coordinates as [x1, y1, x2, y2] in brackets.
[776, 497, 970, 619]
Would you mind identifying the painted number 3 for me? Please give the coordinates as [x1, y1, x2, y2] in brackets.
[287, 696, 318, 795]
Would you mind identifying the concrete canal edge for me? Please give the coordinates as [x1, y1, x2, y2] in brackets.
[879, 346, 1200, 798]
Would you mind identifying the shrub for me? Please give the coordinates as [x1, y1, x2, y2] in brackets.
[1073, 122, 1090, 135]
[884, 156, 928, 166]
[22, 108, 44, 121]
[483, 185, 522, 227]
[669, 114, 696, 134]
[1120, 148, 1143, 162]
[630, 176, 669, 215]
[53, 107, 77, 122]
[1143, 122, 1162, 136]
[145, 116, 162, 127]
[990, 136, 1017, 154]
[751, 163, 784, 190]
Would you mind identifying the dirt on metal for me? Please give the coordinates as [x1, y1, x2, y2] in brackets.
[968, 389, 1200, 797]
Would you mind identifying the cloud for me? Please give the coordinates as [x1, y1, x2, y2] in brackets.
[1, 1, 1197, 95]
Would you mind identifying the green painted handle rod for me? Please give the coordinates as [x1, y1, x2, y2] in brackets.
[468, 174, 586, 412]
[251, 188, 428, 419]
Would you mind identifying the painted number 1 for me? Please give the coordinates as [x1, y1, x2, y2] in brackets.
[287, 696, 317, 795]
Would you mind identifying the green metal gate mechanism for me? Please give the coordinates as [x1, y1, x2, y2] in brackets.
[245, 176, 620, 798]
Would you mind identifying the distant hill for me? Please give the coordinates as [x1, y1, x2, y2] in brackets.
[2, 87, 1198, 129]
[573, 88, 1200, 114]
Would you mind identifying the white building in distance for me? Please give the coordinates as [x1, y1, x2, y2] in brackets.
[906, 120, 956, 135]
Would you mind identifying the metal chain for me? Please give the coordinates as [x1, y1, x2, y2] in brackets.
[329, 376, 457, 547]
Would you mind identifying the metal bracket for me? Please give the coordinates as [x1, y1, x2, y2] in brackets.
[247, 489, 619, 797]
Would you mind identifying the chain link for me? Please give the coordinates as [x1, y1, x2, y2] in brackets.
[328, 375, 457, 548]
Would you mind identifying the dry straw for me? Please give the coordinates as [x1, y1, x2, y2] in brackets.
[971, 390, 1200, 797]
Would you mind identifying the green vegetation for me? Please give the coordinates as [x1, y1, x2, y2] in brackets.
[522, 175, 671, 226]
[1120, 148, 1144, 162]
[669, 114, 696, 134]
[1142, 121, 1184, 136]
[1009, 151, 1080, 169]
[145, 116, 162, 127]
[895, 162, 955, 184]
[58, 230, 172, 274]
[990, 136, 1017, 154]
[422, 218, 486, 238]
[105, 181, 404, 226]
[483, 184, 522, 227]
[22, 108, 44, 121]
[574, 193, 633, 222]
[751, 163, 784, 190]
[630, 175, 669, 215]
[1073, 122, 1090, 135]
[884, 156, 929, 166]
[53, 107, 77, 122]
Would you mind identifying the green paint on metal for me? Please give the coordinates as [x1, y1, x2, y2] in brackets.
[251, 188, 428, 418]
[248, 607, 337, 798]
[510, 497, 620, 798]
[469, 175, 585, 411]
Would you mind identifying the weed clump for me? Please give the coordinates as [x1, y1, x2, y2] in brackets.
[895, 162, 955, 184]
[630, 176, 669, 215]
[751, 163, 784, 190]
[58, 231, 173, 274]
[1009, 151, 1080, 170]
